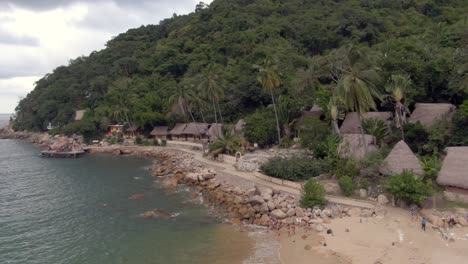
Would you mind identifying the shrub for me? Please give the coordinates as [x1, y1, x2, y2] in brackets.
[386, 170, 433, 205]
[339, 176, 355, 196]
[334, 158, 360, 178]
[261, 156, 328, 182]
[135, 136, 143, 145]
[243, 109, 277, 147]
[449, 110, 468, 146]
[359, 178, 369, 189]
[404, 122, 429, 154]
[301, 178, 327, 208]
[421, 155, 441, 181]
[161, 139, 167, 146]
[299, 118, 331, 158]
[362, 118, 389, 145]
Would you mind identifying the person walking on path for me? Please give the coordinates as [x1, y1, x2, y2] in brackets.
[421, 217, 427, 232]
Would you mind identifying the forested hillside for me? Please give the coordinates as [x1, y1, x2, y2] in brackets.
[13, 0, 468, 139]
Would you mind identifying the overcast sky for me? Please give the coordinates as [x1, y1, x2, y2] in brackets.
[0, 0, 211, 113]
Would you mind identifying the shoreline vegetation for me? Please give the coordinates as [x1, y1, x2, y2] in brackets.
[2, 130, 468, 263]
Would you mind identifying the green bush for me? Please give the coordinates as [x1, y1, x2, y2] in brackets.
[299, 118, 331, 159]
[359, 178, 369, 189]
[421, 155, 441, 181]
[386, 170, 433, 205]
[261, 156, 328, 182]
[404, 122, 429, 154]
[301, 178, 327, 208]
[362, 118, 389, 145]
[161, 139, 167, 146]
[135, 136, 143, 145]
[449, 110, 468, 146]
[334, 159, 360, 178]
[243, 109, 277, 147]
[339, 176, 355, 196]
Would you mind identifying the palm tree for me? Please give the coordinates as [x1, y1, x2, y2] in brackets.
[168, 84, 203, 139]
[198, 64, 224, 124]
[254, 59, 282, 145]
[209, 131, 242, 156]
[329, 97, 341, 136]
[334, 46, 382, 153]
[385, 74, 411, 140]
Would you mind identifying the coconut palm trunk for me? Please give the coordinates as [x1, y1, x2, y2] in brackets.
[357, 114, 369, 154]
[270, 90, 282, 145]
[396, 101, 405, 140]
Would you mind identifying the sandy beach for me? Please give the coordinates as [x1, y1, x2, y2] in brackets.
[280, 206, 468, 264]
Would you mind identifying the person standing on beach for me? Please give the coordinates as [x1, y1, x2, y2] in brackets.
[421, 217, 427, 232]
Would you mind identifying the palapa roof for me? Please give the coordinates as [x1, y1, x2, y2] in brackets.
[234, 119, 246, 133]
[182, 123, 209, 135]
[150, 126, 168, 136]
[409, 103, 456, 128]
[74, 110, 86, 121]
[379, 140, 423, 176]
[340, 112, 393, 134]
[338, 134, 378, 160]
[437, 147, 468, 189]
[169, 123, 187, 136]
[206, 123, 224, 141]
[125, 124, 140, 132]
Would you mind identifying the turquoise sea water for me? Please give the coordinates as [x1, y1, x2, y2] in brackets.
[0, 140, 252, 264]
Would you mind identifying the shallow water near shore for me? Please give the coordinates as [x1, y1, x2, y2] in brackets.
[0, 140, 256, 264]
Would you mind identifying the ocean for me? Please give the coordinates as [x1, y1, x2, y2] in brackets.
[0, 140, 256, 264]
[0, 114, 11, 127]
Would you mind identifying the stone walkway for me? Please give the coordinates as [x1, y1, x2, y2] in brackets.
[170, 147, 376, 209]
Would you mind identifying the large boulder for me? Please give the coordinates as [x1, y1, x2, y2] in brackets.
[248, 195, 265, 205]
[256, 186, 273, 201]
[259, 202, 269, 213]
[347, 207, 362, 217]
[162, 177, 179, 188]
[270, 209, 287, 219]
[267, 201, 276, 211]
[322, 181, 341, 195]
[458, 217, 467, 226]
[184, 173, 199, 184]
[359, 189, 368, 198]
[286, 208, 296, 217]
[377, 194, 389, 205]
[259, 214, 271, 226]
[295, 207, 304, 217]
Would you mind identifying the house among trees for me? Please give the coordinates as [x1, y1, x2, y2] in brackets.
[340, 112, 393, 134]
[338, 134, 378, 160]
[169, 123, 187, 141]
[108, 124, 124, 135]
[124, 124, 142, 138]
[206, 123, 223, 142]
[150, 126, 168, 140]
[409, 103, 456, 128]
[437, 147, 468, 204]
[182, 123, 209, 142]
[379, 140, 423, 176]
[74, 110, 86, 121]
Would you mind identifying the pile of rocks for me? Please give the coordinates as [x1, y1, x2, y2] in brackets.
[150, 150, 388, 232]
[422, 209, 468, 228]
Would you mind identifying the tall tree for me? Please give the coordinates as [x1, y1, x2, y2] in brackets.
[385, 74, 412, 140]
[198, 64, 224, 124]
[254, 59, 282, 145]
[168, 84, 202, 138]
[333, 46, 382, 152]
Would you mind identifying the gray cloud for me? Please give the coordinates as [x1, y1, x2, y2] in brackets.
[0, 0, 200, 11]
[0, 28, 39, 46]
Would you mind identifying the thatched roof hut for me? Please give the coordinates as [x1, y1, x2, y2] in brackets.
[74, 110, 86, 121]
[409, 103, 456, 128]
[437, 147, 468, 190]
[234, 119, 246, 134]
[169, 123, 187, 136]
[379, 140, 423, 176]
[150, 126, 168, 137]
[125, 123, 139, 132]
[338, 134, 378, 160]
[206, 123, 223, 141]
[182, 123, 209, 136]
[340, 112, 393, 134]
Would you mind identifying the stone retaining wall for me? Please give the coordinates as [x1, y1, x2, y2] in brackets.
[253, 172, 304, 191]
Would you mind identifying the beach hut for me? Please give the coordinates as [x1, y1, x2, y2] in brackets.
[169, 123, 187, 141]
[206, 123, 224, 142]
[108, 124, 124, 135]
[124, 124, 142, 138]
[437, 147, 468, 203]
[74, 110, 86, 121]
[379, 140, 423, 176]
[409, 103, 456, 128]
[150, 126, 168, 140]
[340, 112, 393, 134]
[338, 134, 378, 160]
[182, 123, 210, 142]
